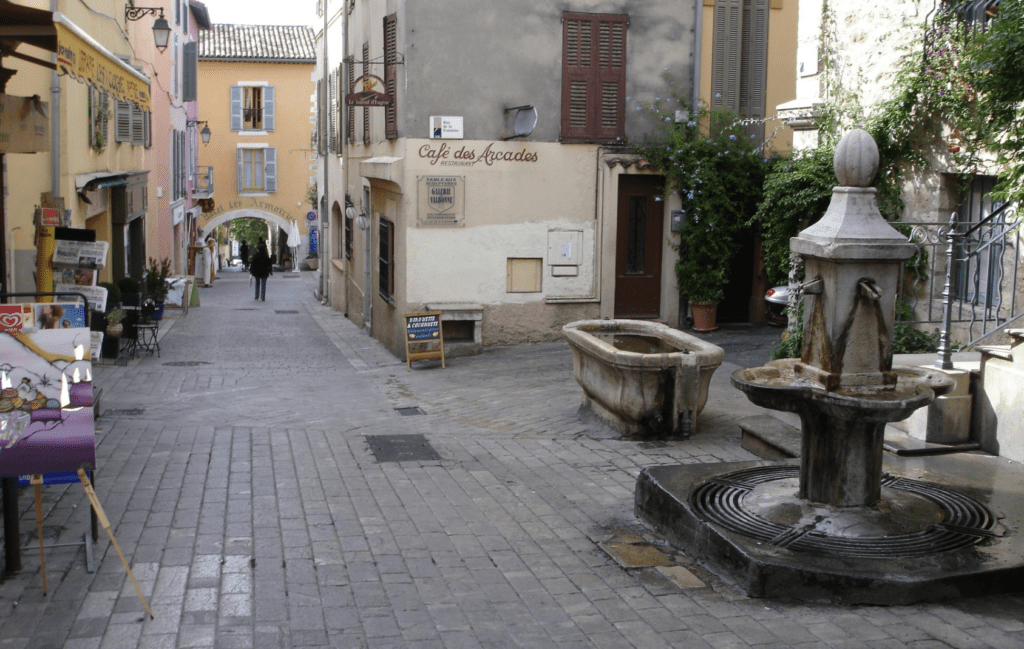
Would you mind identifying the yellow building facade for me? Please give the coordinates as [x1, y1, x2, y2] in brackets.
[196, 25, 316, 265]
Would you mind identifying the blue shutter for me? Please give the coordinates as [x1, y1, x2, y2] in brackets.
[263, 86, 275, 131]
[264, 148, 277, 192]
[236, 148, 244, 192]
[230, 86, 242, 130]
[182, 41, 198, 102]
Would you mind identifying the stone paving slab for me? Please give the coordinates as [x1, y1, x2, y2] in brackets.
[0, 268, 1021, 648]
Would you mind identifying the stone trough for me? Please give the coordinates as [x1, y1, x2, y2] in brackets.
[563, 319, 724, 438]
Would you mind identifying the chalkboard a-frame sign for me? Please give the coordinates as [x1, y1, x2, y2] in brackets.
[404, 311, 446, 371]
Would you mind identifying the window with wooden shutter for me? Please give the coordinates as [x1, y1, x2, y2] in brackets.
[131, 105, 145, 146]
[336, 64, 344, 150]
[362, 43, 370, 145]
[115, 100, 132, 143]
[328, 72, 338, 152]
[263, 86, 275, 131]
[561, 12, 627, 143]
[710, 0, 769, 138]
[384, 13, 398, 140]
[230, 86, 243, 130]
[346, 57, 355, 144]
[182, 41, 198, 102]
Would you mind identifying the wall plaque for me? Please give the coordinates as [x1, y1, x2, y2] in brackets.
[417, 175, 465, 227]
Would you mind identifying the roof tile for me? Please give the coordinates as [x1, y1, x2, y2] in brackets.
[199, 24, 316, 62]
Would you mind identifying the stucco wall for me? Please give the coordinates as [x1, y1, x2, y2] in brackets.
[196, 60, 316, 242]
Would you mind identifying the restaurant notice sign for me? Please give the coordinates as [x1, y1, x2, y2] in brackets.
[417, 175, 464, 227]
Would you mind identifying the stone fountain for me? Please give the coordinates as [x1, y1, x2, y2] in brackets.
[635, 130, 1024, 604]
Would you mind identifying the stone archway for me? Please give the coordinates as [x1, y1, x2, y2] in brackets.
[199, 209, 293, 237]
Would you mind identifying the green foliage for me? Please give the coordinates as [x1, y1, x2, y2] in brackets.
[635, 105, 772, 302]
[146, 257, 172, 303]
[751, 145, 836, 286]
[230, 218, 268, 246]
[105, 307, 126, 326]
[117, 276, 140, 295]
[98, 281, 120, 307]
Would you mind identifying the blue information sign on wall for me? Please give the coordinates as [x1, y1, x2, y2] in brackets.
[308, 227, 318, 254]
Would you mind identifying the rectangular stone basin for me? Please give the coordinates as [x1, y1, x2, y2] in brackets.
[563, 320, 724, 438]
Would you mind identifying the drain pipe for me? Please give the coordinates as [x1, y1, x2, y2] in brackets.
[50, 0, 60, 200]
[318, 3, 330, 304]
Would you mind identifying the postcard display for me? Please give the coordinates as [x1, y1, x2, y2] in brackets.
[0, 238, 141, 601]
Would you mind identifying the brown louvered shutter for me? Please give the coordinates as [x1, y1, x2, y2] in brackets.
[561, 13, 626, 143]
[711, 0, 743, 112]
[384, 14, 398, 140]
[328, 71, 337, 152]
[346, 57, 355, 144]
[362, 43, 370, 145]
[594, 16, 627, 142]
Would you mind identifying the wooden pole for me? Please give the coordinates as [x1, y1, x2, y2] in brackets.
[77, 469, 153, 618]
[30, 475, 46, 594]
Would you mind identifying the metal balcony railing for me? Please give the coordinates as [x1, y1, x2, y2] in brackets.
[900, 201, 1023, 365]
[192, 166, 213, 199]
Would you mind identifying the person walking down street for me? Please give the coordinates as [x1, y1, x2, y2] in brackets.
[239, 240, 250, 270]
[250, 242, 272, 301]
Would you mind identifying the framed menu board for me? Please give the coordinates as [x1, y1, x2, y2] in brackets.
[404, 311, 445, 371]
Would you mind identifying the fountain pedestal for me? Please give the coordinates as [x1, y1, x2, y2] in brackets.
[635, 130, 1024, 603]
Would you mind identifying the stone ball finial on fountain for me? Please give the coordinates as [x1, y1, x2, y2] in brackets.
[834, 129, 879, 187]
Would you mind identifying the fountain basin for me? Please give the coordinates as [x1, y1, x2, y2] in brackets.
[732, 358, 955, 506]
[563, 320, 724, 438]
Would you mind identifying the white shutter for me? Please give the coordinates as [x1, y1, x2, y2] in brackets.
[264, 147, 277, 192]
[230, 86, 243, 130]
[263, 86, 275, 131]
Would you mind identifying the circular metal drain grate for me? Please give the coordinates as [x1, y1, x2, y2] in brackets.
[691, 466, 996, 558]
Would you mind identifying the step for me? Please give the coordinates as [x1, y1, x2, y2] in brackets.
[739, 416, 800, 460]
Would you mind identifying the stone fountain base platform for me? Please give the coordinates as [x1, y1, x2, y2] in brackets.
[636, 453, 1024, 605]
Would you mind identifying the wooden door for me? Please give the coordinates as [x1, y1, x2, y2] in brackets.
[615, 175, 664, 318]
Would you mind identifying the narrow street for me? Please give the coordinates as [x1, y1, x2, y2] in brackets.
[0, 269, 1021, 648]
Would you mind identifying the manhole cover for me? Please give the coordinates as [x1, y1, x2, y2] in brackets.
[163, 361, 213, 367]
[365, 434, 441, 463]
[278, 274, 300, 278]
[639, 441, 668, 449]
[235, 308, 259, 311]
[716, 342, 760, 352]
[599, 540, 673, 568]
[395, 406, 426, 416]
[275, 310, 299, 315]
[102, 409, 145, 417]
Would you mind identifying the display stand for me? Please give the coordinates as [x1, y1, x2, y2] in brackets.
[404, 311, 446, 371]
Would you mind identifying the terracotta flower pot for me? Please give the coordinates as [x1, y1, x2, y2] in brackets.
[690, 301, 719, 333]
[105, 323, 123, 337]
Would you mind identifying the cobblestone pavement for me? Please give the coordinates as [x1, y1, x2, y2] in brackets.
[1, 269, 1022, 648]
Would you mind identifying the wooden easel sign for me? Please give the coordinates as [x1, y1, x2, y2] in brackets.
[404, 311, 445, 371]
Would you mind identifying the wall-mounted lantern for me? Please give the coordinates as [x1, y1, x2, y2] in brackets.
[187, 119, 212, 145]
[125, 5, 172, 52]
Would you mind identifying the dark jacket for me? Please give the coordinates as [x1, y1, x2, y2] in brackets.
[249, 246, 272, 279]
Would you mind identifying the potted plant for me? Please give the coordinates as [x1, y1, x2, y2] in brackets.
[104, 307, 126, 336]
[146, 257, 172, 319]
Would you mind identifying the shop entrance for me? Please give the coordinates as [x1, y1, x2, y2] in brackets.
[614, 175, 665, 319]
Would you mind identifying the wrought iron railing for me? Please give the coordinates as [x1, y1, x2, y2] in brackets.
[192, 166, 214, 198]
[900, 201, 1023, 366]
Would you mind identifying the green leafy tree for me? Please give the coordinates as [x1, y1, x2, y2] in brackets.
[230, 218, 268, 248]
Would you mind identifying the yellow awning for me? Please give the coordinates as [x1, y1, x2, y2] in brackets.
[0, 3, 150, 111]
[53, 13, 150, 111]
